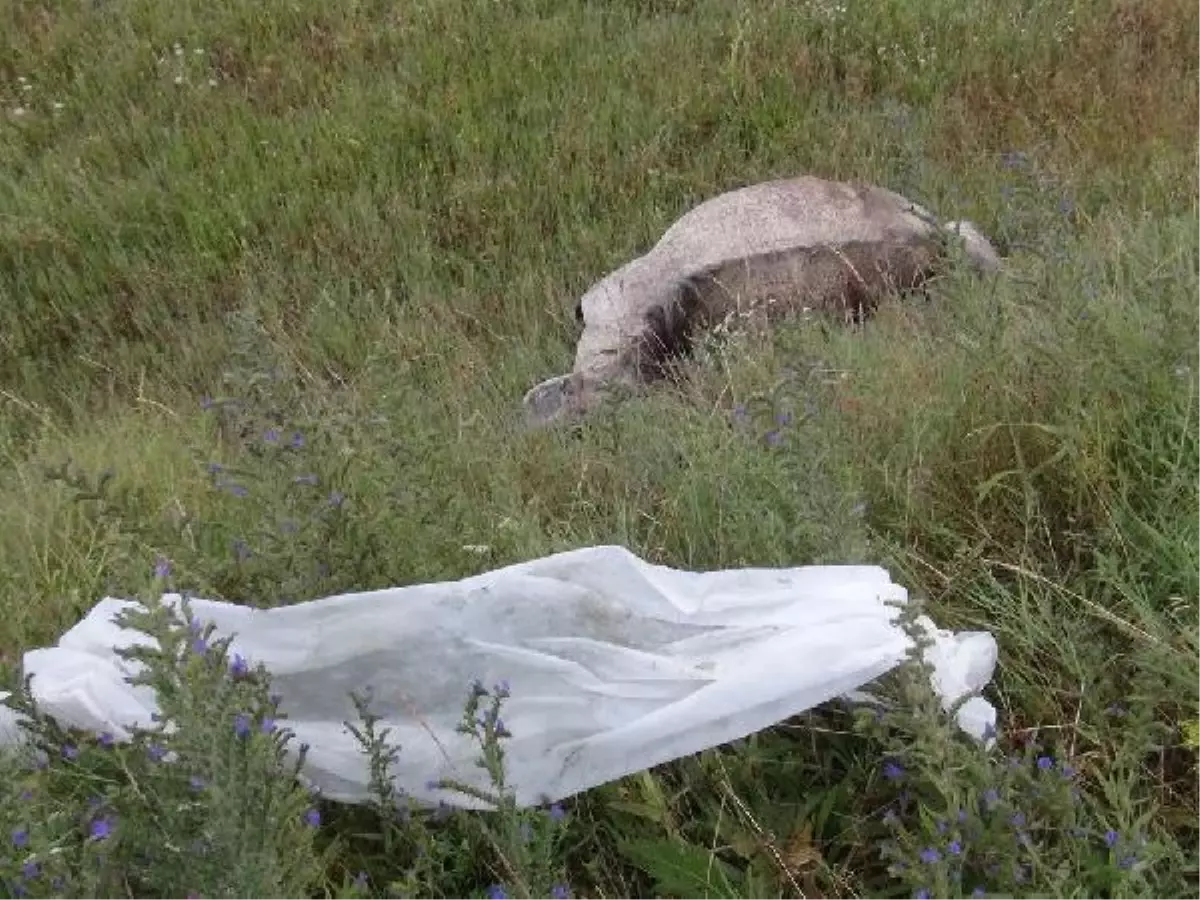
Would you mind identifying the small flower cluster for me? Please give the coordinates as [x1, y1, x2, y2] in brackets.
[0, 587, 326, 898]
[156, 42, 220, 88]
[3, 73, 66, 119]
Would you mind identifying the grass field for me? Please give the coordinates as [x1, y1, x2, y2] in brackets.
[1, 0, 1197, 896]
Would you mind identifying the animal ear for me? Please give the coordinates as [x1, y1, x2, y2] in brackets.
[522, 373, 581, 427]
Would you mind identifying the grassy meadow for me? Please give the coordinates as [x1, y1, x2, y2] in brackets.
[0, 0, 1197, 896]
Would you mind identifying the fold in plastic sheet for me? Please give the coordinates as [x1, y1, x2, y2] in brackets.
[0, 546, 998, 809]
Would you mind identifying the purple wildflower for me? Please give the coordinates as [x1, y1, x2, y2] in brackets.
[948, 840, 962, 855]
[218, 480, 249, 497]
[550, 886, 570, 899]
[486, 886, 508, 900]
[882, 760, 904, 781]
[1118, 855, 1137, 870]
[548, 803, 566, 822]
[22, 861, 39, 879]
[290, 431, 305, 449]
[971, 888, 985, 898]
[153, 556, 171, 579]
[12, 828, 28, 848]
[189, 775, 206, 792]
[205, 462, 223, 475]
[97, 731, 114, 748]
[260, 718, 276, 735]
[229, 654, 249, 678]
[89, 816, 113, 841]
[765, 429, 782, 447]
[62, 744, 78, 761]
[918, 848, 941, 864]
[1104, 830, 1119, 848]
[1036, 755, 1053, 771]
[264, 428, 280, 444]
[147, 744, 167, 762]
[1010, 812, 1026, 828]
[1001, 149, 1029, 170]
[914, 890, 931, 900]
[303, 808, 321, 828]
[233, 714, 251, 739]
[192, 635, 208, 655]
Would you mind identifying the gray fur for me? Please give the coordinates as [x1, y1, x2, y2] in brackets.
[525, 176, 1001, 427]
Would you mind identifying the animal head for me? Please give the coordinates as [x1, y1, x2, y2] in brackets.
[522, 372, 585, 428]
[942, 220, 1004, 273]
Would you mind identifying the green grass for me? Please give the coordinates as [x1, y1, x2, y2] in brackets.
[1, 0, 1197, 896]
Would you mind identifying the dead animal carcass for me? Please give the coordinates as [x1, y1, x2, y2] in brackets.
[523, 176, 1001, 427]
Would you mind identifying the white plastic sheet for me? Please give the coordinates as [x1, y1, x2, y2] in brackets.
[0, 546, 998, 809]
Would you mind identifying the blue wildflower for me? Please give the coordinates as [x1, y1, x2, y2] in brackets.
[233, 714, 251, 739]
[12, 828, 28, 848]
[89, 816, 113, 841]
[919, 848, 941, 864]
[303, 808, 320, 828]
[1104, 830, 1119, 848]
[948, 840, 962, 855]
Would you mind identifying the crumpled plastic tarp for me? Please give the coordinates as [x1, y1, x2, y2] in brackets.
[0, 546, 998, 809]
